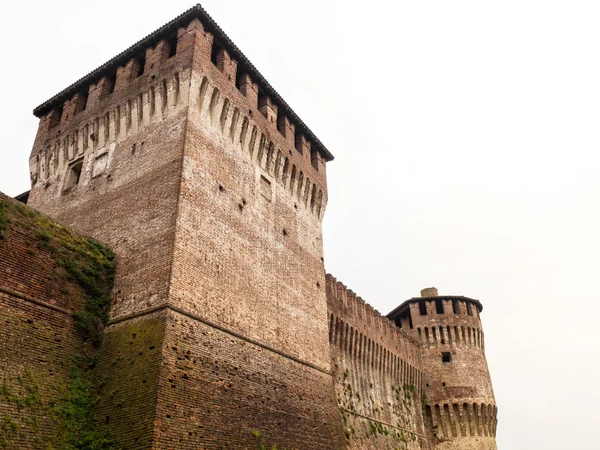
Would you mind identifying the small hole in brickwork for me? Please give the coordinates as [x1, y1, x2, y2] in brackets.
[282, 229, 287, 236]
[27, 319, 33, 324]
[426, 383, 430, 387]
[105, 416, 110, 424]
[316, 282, 321, 288]
[151, 75, 156, 80]
[142, 379, 147, 383]
[442, 382, 446, 387]
[149, 346, 155, 350]
[294, 204, 298, 210]
[442, 352, 451, 363]
[238, 203, 244, 212]
[242, 198, 247, 205]
[320, 257, 324, 262]
[218, 184, 224, 192]
[166, 414, 171, 419]
[90, 133, 95, 141]
[131, 143, 137, 154]
[248, 109, 252, 116]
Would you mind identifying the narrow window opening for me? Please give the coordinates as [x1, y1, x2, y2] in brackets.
[65, 159, 84, 190]
[435, 298, 444, 314]
[167, 35, 177, 58]
[107, 75, 116, 94]
[277, 116, 286, 136]
[79, 93, 88, 111]
[311, 148, 319, 170]
[419, 300, 427, 316]
[442, 352, 451, 363]
[467, 302, 473, 316]
[235, 71, 244, 92]
[210, 42, 221, 66]
[137, 54, 146, 77]
[295, 134, 304, 154]
[452, 299, 460, 314]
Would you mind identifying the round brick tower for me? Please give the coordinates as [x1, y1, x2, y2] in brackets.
[387, 288, 497, 450]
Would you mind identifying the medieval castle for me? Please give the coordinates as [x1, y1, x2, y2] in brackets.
[0, 4, 497, 449]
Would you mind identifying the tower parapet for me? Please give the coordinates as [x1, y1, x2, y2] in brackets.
[387, 289, 498, 449]
[326, 275, 428, 450]
[25, 5, 344, 449]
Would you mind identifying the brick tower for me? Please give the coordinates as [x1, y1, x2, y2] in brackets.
[26, 5, 345, 449]
[387, 288, 498, 450]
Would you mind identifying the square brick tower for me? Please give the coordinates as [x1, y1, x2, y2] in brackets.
[27, 5, 345, 449]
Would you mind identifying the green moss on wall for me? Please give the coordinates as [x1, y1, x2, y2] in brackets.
[0, 196, 118, 449]
[91, 316, 166, 449]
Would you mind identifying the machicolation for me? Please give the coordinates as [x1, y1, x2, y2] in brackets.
[0, 4, 497, 449]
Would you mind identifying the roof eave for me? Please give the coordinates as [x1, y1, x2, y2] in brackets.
[32, 4, 334, 162]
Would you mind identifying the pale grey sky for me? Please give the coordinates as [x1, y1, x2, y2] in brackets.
[1, 1, 598, 448]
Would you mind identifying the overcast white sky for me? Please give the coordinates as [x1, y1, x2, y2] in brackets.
[1, 1, 598, 448]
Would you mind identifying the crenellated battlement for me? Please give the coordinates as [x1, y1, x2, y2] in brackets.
[326, 274, 421, 379]
[326, 274, 428, 448]
[425, 402, 498, 441]
[30, 67, 184, 192]
[191, 68, 326, 218]
[31, 7, 329, 218]
[32, 6, 332, 161]
[17, 4, 499, 449]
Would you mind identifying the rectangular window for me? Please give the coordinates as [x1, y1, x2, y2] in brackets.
[442, 352, 452, 363]
[260, 175, 272, 201]
[64, 158, 84, 190]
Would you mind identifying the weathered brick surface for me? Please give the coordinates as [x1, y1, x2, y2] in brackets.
[388, 291, 497, 449]
[28, 54, 188, 321]
[327, 275, 429, 450]
[13, 5, 499, 449]
[92, 312, 166, 450]
[154, 309, 345, 449]
[25, 7, 342, 449]
[0, 195, 98, 448]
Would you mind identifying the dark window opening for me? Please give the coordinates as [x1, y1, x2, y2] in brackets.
[79, 93, 88, 111]
[277, 116, 286, 136]
[107, 74, 116, 94]
[466, 302, 473, 316]
[167, 35, 177, 58]
[295, 134, 304, 154]
[235, 71, 244, 92]
[419, 300, 427, 316]
[211, 42, 222, 66]
[137, 54, 146, 77]
[65, 159, 83, 190]
[442, 352, 451, 363]
[452, 299, 460, 314]
[49, 106, 63, 128]
[435, 298, 444, 314]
